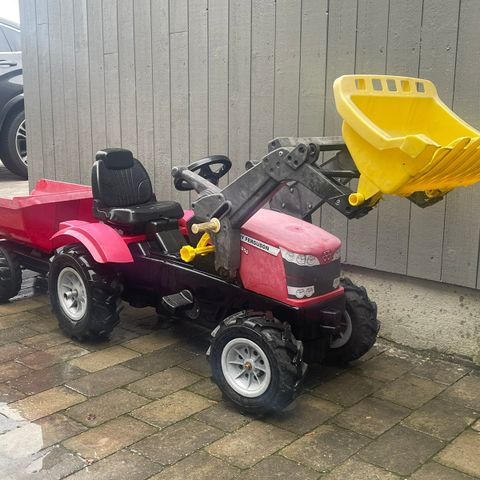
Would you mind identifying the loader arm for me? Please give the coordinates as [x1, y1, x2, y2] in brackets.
[268, 137, 442, 221]
[172, 138, 373, 278]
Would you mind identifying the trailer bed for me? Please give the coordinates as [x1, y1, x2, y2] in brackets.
[0, 179, 95, 252]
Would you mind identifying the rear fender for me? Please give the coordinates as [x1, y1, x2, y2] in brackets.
[50, 220, 134, 263]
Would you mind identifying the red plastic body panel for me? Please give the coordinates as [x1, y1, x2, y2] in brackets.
[179, 210, 194, 237]
[242, 209, 341, 257]
[0, 180, 95, 251]
[239, 209, 343, 306]
[51, 221, 134, 263]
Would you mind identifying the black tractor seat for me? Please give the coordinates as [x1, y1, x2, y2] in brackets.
[91, 148, 184, 232]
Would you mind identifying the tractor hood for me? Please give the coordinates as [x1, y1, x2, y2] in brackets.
[241, 209, 341, 259]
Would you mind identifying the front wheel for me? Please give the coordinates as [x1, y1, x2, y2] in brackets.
[208, 312, 306, 414]
[326, 277, 379, 364]
[49, 245, 123, 340]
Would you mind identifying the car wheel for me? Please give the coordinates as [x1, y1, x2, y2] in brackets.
[0, 109, 27, 179]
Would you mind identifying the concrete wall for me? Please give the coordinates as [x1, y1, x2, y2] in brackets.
[18, 1, 480, 294]
[344, 266, 479, 364]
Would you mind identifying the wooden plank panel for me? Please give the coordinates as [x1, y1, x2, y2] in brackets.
[170, 0, 188, 33]
[250, 0, 275, 160]
[47, 0, 67, 180]
[273, 0, 301, 137]
[134, 0, 154, 177]
[297, 0, 328, 228]
[298, 0, 328, 138]
[169, 0, 189, 206]
[188, 0, 208, 161]
[87, 0, 106, 158]
[103, 0, 121, 147]
[73, 0, 93, 185]
[376, 0, 423, 274]
[208, 0, 228, 164]
[228, 0, 251, 180]
[35, 0, 55, 179]
[19, 0, 44, 186]
[407, 0, 460, 281]
[118, 0, 137, 154]
[441, 0, 480, 288]
[320, 0, 358, 259]
[345, 0, 389, 268]
[59, 0, 80, 183]
[151, 0, 171, 197]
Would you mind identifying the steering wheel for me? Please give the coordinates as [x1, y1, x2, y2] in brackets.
[174, 155, 232, 191]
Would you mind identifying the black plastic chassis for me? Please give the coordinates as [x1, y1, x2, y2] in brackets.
[120, 241, 346, 345]
[5, 238, 346, 346]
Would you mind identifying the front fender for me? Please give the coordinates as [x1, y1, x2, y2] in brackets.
[51, 220, 134, 263]
[0, 92, 24, 130]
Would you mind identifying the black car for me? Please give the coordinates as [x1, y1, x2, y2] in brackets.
[0, 18, 26, 178]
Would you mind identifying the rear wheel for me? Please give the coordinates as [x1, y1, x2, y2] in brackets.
[0, 109, 27, 179]
[0, 246, 22, 303]
[49, 245, 122, 340]
[326, 277, 379, 364]
[208, 312, 306, 414]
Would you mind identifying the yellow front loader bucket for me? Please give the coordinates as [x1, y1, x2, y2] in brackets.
[333, 74, 480, 206]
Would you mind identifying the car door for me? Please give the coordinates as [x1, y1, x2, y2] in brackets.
[0, 23, 23, 108]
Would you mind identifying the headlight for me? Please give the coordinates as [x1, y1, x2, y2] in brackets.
[281, 248, 320, 266]
[287, 285, 315, 298]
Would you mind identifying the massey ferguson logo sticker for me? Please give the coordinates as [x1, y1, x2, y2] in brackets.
[240, 234, 279, 256]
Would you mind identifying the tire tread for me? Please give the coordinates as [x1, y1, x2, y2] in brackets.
[209, 312, 306, 414]
[326, 277, 379, 364]
[49, 245, 122, 340]
[0, 246, 22, 303]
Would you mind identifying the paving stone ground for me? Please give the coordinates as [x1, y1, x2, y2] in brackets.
[0, 280, 478, 480]
[0, 166, 479, 479]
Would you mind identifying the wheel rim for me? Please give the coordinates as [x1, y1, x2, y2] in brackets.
[330, 311, 353, 349]
[57, 267, 87, 322]
[15, 119, 27, 165]
[221, 338, 272, 398]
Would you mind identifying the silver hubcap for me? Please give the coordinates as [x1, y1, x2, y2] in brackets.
[221, 338, 271, 398]
[57, 267, 87, 321]
[330, 311, 353, 349]
[15, 119, 27, 165]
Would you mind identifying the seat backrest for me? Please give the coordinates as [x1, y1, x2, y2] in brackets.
[91, 148, 154, 207]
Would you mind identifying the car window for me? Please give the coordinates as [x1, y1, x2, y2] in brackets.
[0, 28, 11, 53]
[1, 25, 21, 51]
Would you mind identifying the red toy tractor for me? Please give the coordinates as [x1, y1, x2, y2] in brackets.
[2, 74, 474, 413]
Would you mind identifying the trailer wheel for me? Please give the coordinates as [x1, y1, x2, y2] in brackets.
[326, 277, 379, 364]
[49, 245, 122, 340]
[208, 312, 306, 414]
[0, 246, 22, 303]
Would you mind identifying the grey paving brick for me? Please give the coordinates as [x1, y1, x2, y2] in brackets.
[282, 424, 369, 472]
[374, 373, 446, 409]
[402, 397, 477, 440]
[131, 418, 224, 465]
[333, 396, 410, 438]
[358, 425, 444, 476]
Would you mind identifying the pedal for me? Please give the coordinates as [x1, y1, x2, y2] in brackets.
[161, 290, 194, 314]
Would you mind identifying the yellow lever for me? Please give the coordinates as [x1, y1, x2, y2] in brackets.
[191, 218, 221, 234]
[180, 233, 215, 263]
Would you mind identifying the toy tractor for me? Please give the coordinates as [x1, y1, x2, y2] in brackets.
[0, 75, 479, 413]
